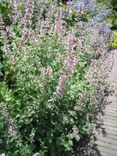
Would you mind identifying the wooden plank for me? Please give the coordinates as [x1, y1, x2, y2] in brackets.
[96, 145, 117, 156]
[95, 132, 117, 140]
[99, 151, 116, 156]
[103, 121, 117, 128]
[102, 125, 117, 131]
[97, 137, 117, 145]
[104, 115, 117, 120]
[105, 110, 117, 113]
[95, 140, 117, 151]
[95, 127, 117, 136]
[103, 118, 117, 124]
[104, 112, 117, 118]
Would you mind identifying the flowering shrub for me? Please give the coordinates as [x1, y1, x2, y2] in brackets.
[0, 0, 112, 155]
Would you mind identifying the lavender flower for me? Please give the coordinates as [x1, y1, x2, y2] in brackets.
[66, 30, 74, 53]
[54, 54, 77, 99]
[23, 0, 34, 25]
[54, 7, 63, 34]
[55, 75, 70, 98]
[64, 55, 76, 74]
[46, 66, 53, 78]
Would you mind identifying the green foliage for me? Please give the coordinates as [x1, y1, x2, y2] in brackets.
[111, 31, 117, 49]
[0, 82, 13, 153]
[109, 12, 117, 29]
[0, 0, 13, 26]
[0, 0, 13, 15]
[111, 0, 117, 11]
[17, 3, 25, 12]
[81, 12, 89, 22]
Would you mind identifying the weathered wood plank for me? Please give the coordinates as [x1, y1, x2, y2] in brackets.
[96, 146, 117, 156]
[103, 118, 117, 124]
[97, 137, 117, 145]
[103, 112, 117, 117]
[95, 140, 117, 151]
[103, 122, 117, 128]
[95, 132, 117, 140]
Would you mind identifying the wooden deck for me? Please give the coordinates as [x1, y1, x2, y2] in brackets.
[94, 50, 117, 156]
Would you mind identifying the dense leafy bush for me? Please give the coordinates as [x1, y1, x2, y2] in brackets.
[109, 10, 117, 30]
[111, 31, 117, 49]
[110, 0, 117, 49]
[0, 0, 112, 155]
[111, 0, 117, 11]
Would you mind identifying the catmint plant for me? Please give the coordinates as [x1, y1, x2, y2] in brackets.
[0, 0, 113, 155]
